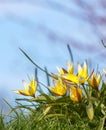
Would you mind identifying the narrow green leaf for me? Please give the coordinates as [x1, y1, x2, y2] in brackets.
[44, 66, 50, 86]
[45, 113, 65, 118]
[35, 68, 38, 81]
[35, 68, 43, 92]
[19, 48, 54, 78]
[11, 105, 35, 113]
[3, 99, 19, 117]
[67, 44, 74, 62]
[27, 95, 57, 102]
[101, 40, 106, 48]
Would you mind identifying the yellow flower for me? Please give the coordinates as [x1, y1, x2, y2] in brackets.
[48, 79, 67, 96]
[13, 77, 37, 97]
[63, 61, 88, 84]
[88, 72, 101, 89]
[69, 86, 82, 102]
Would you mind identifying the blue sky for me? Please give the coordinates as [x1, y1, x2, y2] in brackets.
[0, 1, 106, 113]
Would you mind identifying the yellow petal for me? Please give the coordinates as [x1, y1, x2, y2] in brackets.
[92, 75, 98, 88]
[13, 90, 30, 96]
[57, 67, 67, 74]
[29, 78, 37, 95]
[69, 86, 82, 102]
[78, 63, 82, 75]
[48, 79, 67, 96]
[88, 72, 101, 89]
[66, 62, 74, 74]
[78, 76, 87, 84]
[103, 68, 106, 76]
[78, 62, 88, 78]
[13, 90, 20, 94]
[88, 79, 94, 87]
[63, 74, 79, 84]
[18, 90, 31, 96]
[22, 80, 29, 90]
[97, 73, 101, 85]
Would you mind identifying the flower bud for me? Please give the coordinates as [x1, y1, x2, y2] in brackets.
[86, 103, 94, 120]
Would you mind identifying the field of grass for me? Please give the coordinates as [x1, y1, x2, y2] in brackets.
[0, 94, 105, 130]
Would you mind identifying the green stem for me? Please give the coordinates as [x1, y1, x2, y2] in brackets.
[97, 116, 106, 130]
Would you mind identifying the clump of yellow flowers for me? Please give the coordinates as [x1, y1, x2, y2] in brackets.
[13, 48, 106, 129]
[14, 61, 104, 120]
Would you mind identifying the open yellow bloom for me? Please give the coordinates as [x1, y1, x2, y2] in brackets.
[48, 79, 67, 96]
[63, 61, 88, 84]
[13, 77, 37, 97]
[69, 86, 82, 102]
[88, 72, 101, 89]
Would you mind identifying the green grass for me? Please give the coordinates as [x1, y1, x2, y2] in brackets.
[0, 98, 105, 130]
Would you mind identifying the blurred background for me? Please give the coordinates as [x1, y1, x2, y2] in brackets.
[0, 0, 106, 114]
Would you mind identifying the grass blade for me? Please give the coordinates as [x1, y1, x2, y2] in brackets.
[67, 44, 74, 62]
[44, 66, 50, 86]
[19, 48, 53, 78]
